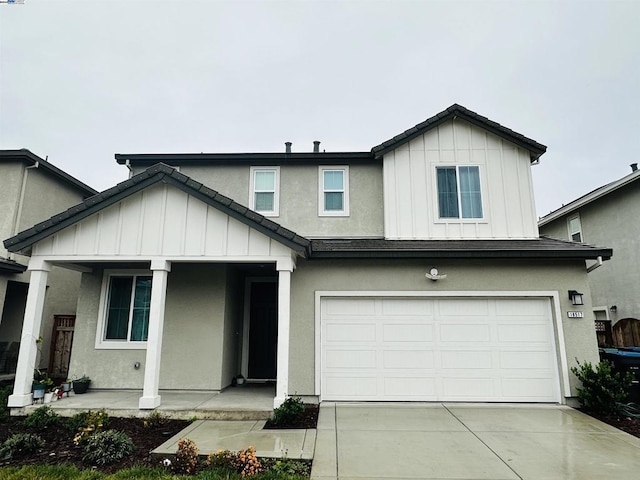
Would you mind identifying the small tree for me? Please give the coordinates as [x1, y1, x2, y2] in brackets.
[571, 359, 634, 415]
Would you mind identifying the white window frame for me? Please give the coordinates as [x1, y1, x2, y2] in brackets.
[249, 166, 280, 217]
[95, 269, 151, 350]
[567, 214, 583, 242]
[318, 166, 349, 216]
[434, 165, 485, 221]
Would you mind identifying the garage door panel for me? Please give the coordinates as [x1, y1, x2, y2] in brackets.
[325, 376, 377, 397]
[383, 350, 434, 369]
[442, 377, 495, 397]
[438, 299, 489, 316]
[499, 351, 555, 369]
[440, 350, 493, 369]
[439, 324, 491, 342]
[320, 297, 560, 402]
[326, 323, 376, 342]
[325, 349, 377, 369]
[381, 298, 433, 316]
[384, 377, 436, 398]
[498, 324, 551, 343]
[383, 323, 433, 342]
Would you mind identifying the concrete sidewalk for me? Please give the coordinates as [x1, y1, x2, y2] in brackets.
[152, 419, 316, 460]
[311, 403, 640, 480]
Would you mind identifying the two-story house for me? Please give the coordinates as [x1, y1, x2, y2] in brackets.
[4, 105, 611, 410]
[539, 164, 640, 345]
[0, 150, 97, 379]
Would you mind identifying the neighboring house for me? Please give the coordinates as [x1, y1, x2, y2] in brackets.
[539, 164, 640, 343]
[5, 105, 612, 410]
[0, 150, 97, 378]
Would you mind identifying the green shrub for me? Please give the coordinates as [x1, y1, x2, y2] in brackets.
[81, 429, 135, 466]
[65, 411, 89, 432]
[571, 359, 634, 415]
[206, 449, 235, 469]
[0, 433, 45, 460]
[143, 410, 169, 429]
[24, 406, 61, 428]
[73, 409, 110, 445]
[270, 396, 305, 425]
[0, 384, 12, 422]
[267, 458, 311, 476]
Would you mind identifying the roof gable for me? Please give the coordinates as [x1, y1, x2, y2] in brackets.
[371, 104, 547, 162]
[4, 163, 310, 255]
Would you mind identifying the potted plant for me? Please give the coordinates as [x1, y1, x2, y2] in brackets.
[61, 380, 72, 397]
[72, 375, 91, 394]
[32, 370, 53, 403]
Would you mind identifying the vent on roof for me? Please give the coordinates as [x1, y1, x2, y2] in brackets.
[631, 163, 638, 172]
[313, 141, 320, 153]
[285, 142, 292, 153]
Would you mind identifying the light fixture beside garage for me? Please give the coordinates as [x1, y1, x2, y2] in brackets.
[568, 290, 584, 306]
[425, 267, 447, 281]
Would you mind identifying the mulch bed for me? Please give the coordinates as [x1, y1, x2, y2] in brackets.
[0, 404, 319, 474]
[587, 411, 640, 438]
[0, 416, 190, 474]
[263, 404, 319, 429]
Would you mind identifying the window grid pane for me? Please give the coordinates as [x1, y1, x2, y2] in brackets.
[255, 192, 275, 211]
[254, 171, 275, 191]
[323, 170, 344, 190]
[130, 277, 152, 341]
[105, 277, 133, 340]
[459, 166, 483, 218]
[324, 192, 344, 211]
[437, 167, 459, 218]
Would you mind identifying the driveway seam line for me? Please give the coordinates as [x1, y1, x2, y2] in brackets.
[443, 404, 524, 480]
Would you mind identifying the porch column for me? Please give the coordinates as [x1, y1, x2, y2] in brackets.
[274, 259, 293, 408]
[139, 259, 171, 409]
[8, 258, 51, 407]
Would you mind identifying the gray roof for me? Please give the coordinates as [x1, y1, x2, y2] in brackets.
[3, 163, 310, 255]
[539, 167, 640, 226]
[0, 149, 97, 198]
[310, 237, 611, 260]
[371, 104, 547, 162]
[0, 257, 27, 274]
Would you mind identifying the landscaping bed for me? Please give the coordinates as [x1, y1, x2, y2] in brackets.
[588, 411, 640, 438]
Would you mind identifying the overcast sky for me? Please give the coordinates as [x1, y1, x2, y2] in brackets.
[1, 0, 638, 218]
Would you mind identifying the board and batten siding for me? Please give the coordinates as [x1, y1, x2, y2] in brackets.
[383, 119, 539, 239]
[32, 183, 292, 259]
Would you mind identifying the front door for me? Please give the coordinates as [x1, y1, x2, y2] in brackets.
[247, 281, 278, 379]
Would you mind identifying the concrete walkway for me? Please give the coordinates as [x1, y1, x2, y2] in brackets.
[311, 403, 640, 480]
[153, 419, 316, 460]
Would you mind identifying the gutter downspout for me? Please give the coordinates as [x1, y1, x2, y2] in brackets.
[586, 256, 603, 273]
[125, 159, 133, 179]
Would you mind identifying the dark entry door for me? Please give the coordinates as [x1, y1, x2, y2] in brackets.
[248, 282, 277, 379]
[49, 315, 75, 380]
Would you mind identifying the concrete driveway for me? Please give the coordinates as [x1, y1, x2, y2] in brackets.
[311, 403, 640, 480]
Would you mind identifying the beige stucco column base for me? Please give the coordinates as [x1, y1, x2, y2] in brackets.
[139, 395, 162, 409]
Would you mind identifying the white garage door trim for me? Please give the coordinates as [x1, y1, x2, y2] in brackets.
[314, 291, 569, 402]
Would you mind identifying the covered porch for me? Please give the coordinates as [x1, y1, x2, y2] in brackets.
[12, 383, 276, 420]
[3, 165, 310, 412]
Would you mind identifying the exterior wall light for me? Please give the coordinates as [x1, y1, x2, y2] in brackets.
[610, 305, 617, 312]
[425, 268, 447, 281]
[568, 290, 584, 306]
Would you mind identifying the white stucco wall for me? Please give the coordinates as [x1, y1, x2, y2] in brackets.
[383, 119, 539, 239]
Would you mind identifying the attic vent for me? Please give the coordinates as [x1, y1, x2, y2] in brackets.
[631, 163, 638, 172]
[285, 142, 292, 153]
[313, 141, 320, 153]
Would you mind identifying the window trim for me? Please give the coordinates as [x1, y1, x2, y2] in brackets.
[318, 166, 350, 217]
[567, 214, 583, 242]
[434, 165, 484, 221]
[95, 269, 151, 350]
[249, 166, 280, 217]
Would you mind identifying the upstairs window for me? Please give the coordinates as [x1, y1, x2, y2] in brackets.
[568, 215, 583, 242]
[319, 166, 349, 216]
[250, 167, 279, 216]
[104, 275, 152, 342]
[436, 166, 483, 219]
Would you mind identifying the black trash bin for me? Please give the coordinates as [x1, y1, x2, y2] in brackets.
[599, 348, 640, 403]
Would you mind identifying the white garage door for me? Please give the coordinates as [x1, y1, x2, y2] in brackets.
[320, 297, 560, 402]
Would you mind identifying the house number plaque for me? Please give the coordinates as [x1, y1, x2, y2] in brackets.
[567, 311, 584, 318]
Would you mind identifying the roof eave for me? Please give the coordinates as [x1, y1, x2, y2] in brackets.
[309, 248, 612, 260]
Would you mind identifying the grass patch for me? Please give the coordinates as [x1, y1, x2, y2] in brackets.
[0, 464, 310, 479]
